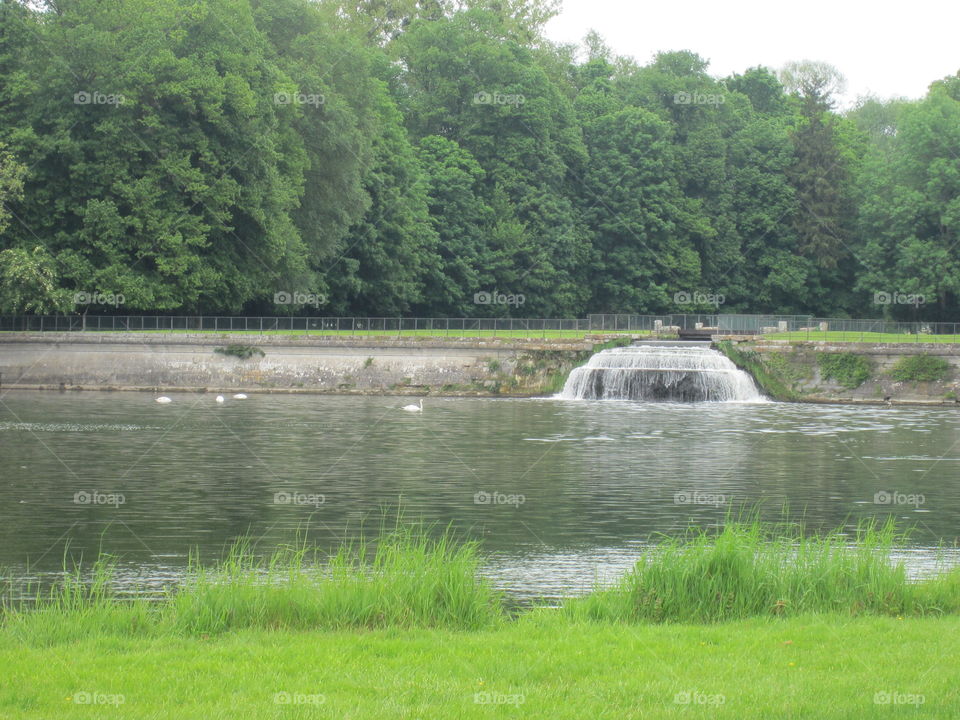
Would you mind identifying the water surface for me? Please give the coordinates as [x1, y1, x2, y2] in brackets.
[1, 391, 958, 601]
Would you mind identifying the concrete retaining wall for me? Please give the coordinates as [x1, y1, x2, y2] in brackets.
[0, 333, 616, 395]
[722, 340, 960, 405]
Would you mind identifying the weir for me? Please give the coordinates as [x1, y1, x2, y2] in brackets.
[560, 343, 764, 402]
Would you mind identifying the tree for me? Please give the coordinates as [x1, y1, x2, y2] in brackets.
[416, 135, 493, 314]
[854, 78, 960, 319]
[580, 106, 702, 312]
[780, 60, 856, 272]
[322, 91, 440, 316]
[779, 60, 846, 109]
[396, 7, 592, 315]
[0, 246, 73, 314]
[0, 142, 26, 237]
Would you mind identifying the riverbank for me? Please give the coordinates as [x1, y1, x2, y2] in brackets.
[718, 339, 960, 406]
[0, 333, 634, 396]
[5, 331, 960, 404]
[5, 520, 959, 718]
[3, 615, 955, 718]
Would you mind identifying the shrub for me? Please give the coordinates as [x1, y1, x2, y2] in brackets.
[890, 355, 951, 382]
[817, 352, 872, 389]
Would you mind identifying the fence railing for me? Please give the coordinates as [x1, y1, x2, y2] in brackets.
[1, 314, 959, 342]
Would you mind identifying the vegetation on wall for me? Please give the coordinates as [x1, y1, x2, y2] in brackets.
[817, 352, 872, 389]
[890, 355, 952, 383]
[214, 345, 266, 360]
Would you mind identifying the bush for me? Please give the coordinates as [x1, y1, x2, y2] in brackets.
[890, 355, 951, 382]
[214, 344, 265, 360]
[817, 352, 872, 389]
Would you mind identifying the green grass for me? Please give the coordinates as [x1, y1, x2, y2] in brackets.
[769, 330, 960, 344]
[716, 341, 798, 401]
[5, 519, 959, 643]
[213, 344, 265, 359]
[564, 520, 960, 623]
[2, 615, 958, 718]
[3, 520, 960, 717]
[3, 525, 502, 644]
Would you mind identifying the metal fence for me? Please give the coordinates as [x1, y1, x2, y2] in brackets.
[588, 314, 960, 342]
[0, 315, 594, 336]
[2, 314, 960, 342]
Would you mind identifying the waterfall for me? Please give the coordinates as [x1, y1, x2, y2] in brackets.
[560, 344, 764, 402]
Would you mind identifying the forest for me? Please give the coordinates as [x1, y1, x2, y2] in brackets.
[0, 0, 958, 319]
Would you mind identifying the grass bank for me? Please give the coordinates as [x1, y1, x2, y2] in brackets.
[4, 525, 501, 643]
[768, 330, 960, 344]
[3, 520, 960, 717]
[716, 340, 798, 401]
[564, 520, 960, 622]
[3, 615, 957, 718]
[5, 520, 959, 643]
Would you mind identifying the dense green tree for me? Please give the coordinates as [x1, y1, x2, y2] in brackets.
[854, 77, 960, 320]
[780, 61, 856, 271]
[1, 0, 957, 320]
[415, 135, 493, 314]
[322, 92, 440, 316]
[580, 106, 702, 311]
[396, 8, 591, 315]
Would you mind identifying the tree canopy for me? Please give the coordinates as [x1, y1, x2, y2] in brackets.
[1, 0, 957, 320]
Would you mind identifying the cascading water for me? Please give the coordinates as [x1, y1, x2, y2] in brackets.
[560, 344, 764, 402]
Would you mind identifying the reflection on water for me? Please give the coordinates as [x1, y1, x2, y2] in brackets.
[1, 391, 959, 600]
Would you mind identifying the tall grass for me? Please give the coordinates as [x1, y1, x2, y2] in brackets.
[168, 525, 501, 634]
[564, 519, 960, 623]
[3, 523, 502, 643]
[5, 519, 960, 644]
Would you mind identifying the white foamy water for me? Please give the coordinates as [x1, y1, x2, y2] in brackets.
[560, 344, 765, 402]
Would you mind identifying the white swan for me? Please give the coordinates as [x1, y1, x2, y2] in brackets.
[233, 393, 248, 400]
[401, 399, 423, 412]
[155, 396, 172, 404]
[216, 395, 225, 404]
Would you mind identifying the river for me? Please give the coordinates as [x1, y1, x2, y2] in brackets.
[1, 391, 958, 601]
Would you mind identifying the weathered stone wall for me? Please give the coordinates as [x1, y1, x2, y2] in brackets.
[0, 333, 622, 396]
[718, 339, 960, 405]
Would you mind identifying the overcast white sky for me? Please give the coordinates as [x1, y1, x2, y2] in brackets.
[544, 0, 959, 107]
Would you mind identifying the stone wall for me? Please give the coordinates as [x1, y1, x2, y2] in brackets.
[0, 333, 623, 396]
[718, 339, 960, 405]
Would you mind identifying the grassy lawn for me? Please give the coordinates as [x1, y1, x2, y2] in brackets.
[2, 614, 956, 718]
[4, 522, 958, 717]
[767, 331, 960, 344]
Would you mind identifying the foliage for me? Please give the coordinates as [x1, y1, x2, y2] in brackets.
[0, 246, 74, 314]
[214, 344, 265, 359]
[0, 142, 26, 236]
[817, 352, 872, 388]
[716, 341, 794, 401]
[4, 523, 501, 638]
[1, 0, 959, 320]
[890, 355, 952, 382]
